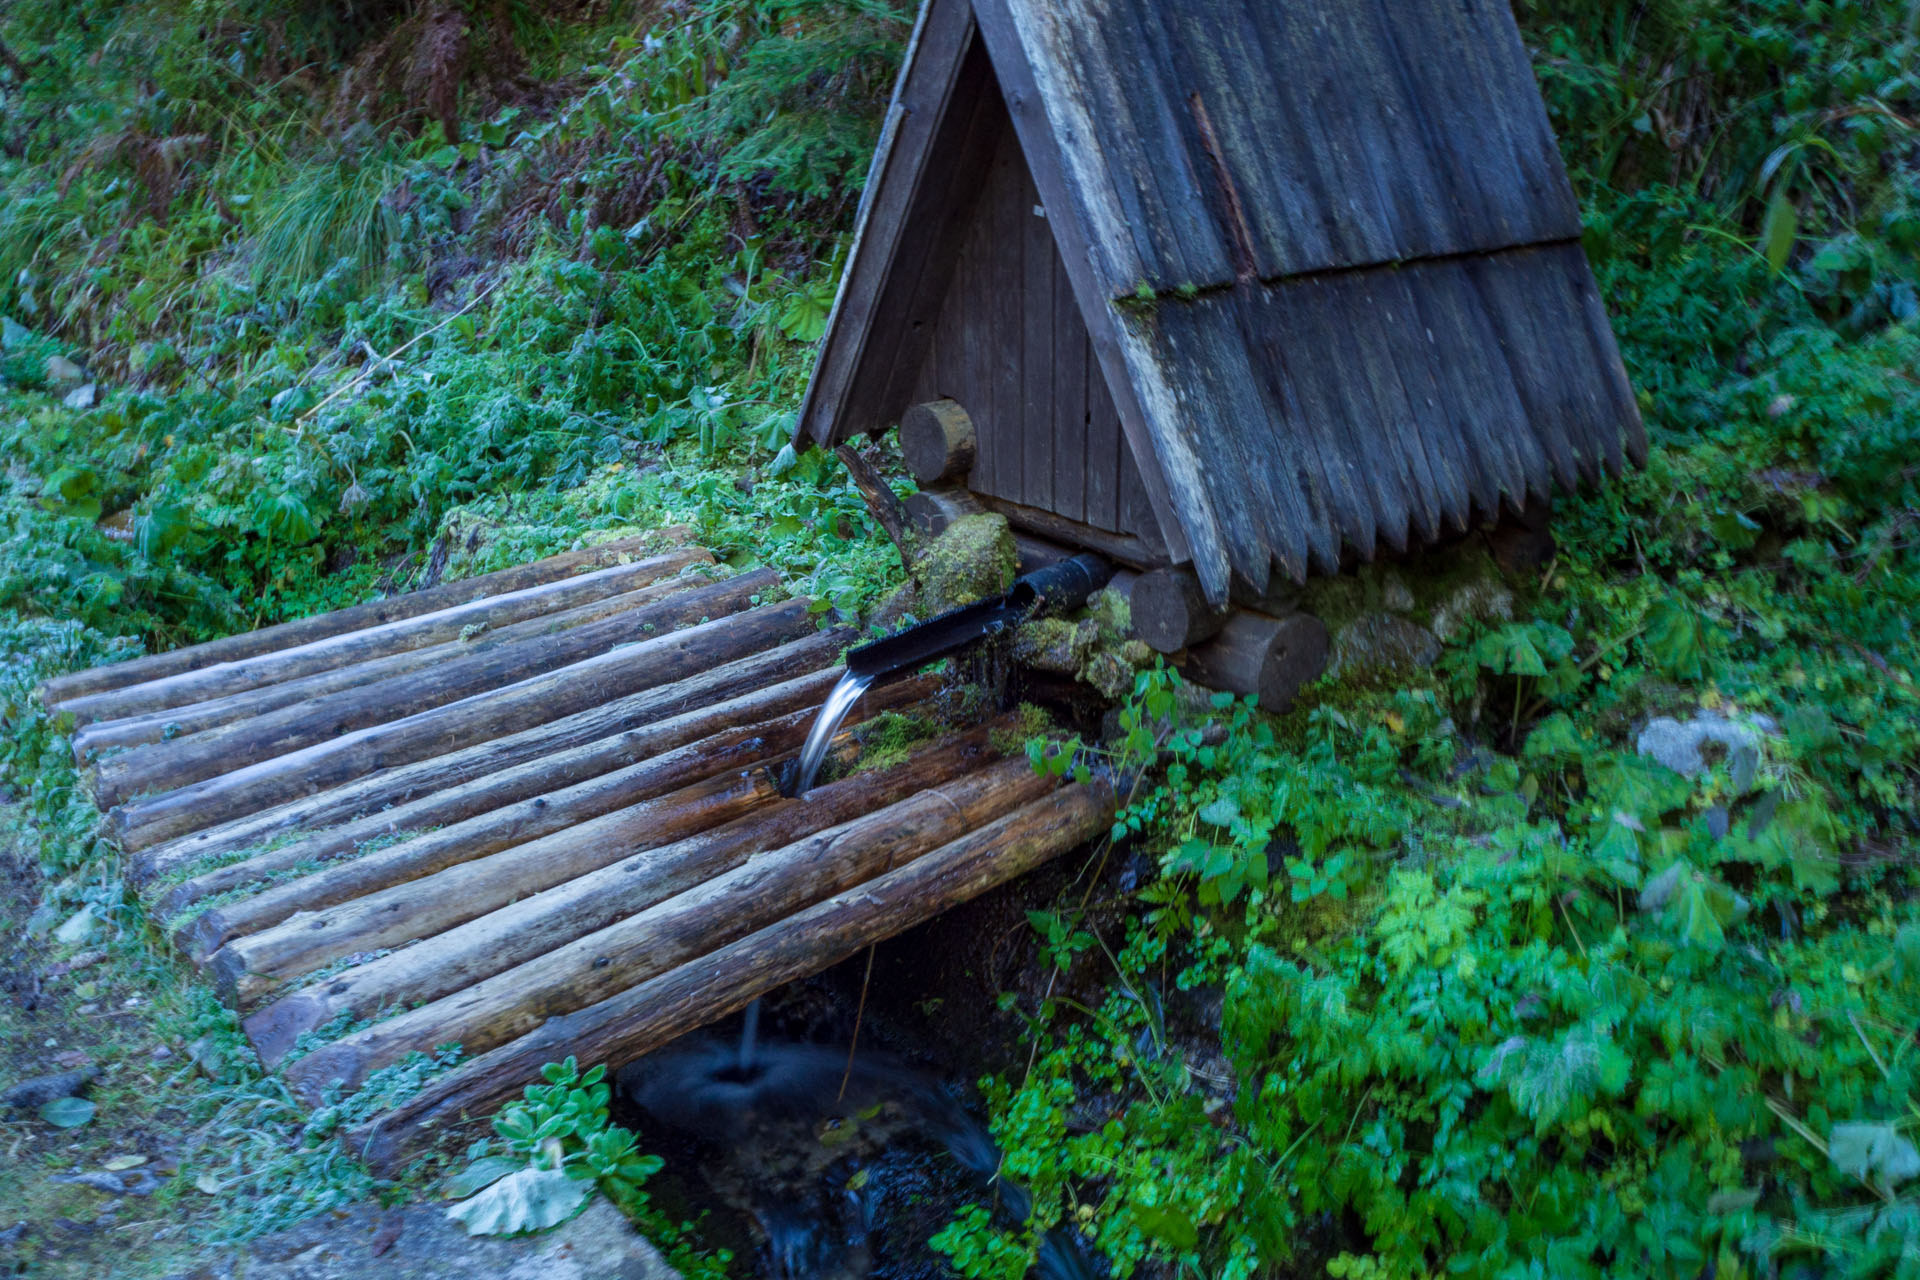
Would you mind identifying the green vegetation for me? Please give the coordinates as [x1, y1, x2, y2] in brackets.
[0, 0, 1916, 1276]
[936, 3, 1920, 1275]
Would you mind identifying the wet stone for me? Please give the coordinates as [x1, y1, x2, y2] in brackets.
[3, 1067, 95, 1112]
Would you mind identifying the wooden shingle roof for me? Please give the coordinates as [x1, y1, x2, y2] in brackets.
[800, 0, 1646, 603]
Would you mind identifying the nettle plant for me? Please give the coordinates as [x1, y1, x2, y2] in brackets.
[446, 1058, 662, 1238]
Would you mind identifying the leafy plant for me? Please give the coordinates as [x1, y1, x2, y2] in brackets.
[447, 1058, 663, 1236]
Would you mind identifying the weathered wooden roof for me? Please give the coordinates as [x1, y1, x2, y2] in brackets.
[801, 0, 1646, 602]
[999, 0, 1586, 297]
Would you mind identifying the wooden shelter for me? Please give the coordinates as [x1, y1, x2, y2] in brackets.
[797, 0, 1646, 618]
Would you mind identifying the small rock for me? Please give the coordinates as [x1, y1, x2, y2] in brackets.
[150, 1045, 174, 1062]
[45, 354, 84, 384]
[52, 1049, 91, 1070]
[53, 905, 99, 947]
[63, 382, 97, 411]
[0, 1222, 26, 1248]
[1636, 712, 1774, 782]
[4, 1068, 97, 1112]
[46, 949, 106, 979]
[1330, 612, 1441, 680]
[1379, 571, 1415, 613]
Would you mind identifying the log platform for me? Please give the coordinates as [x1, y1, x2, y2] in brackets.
[42, 533, 1114, 1168]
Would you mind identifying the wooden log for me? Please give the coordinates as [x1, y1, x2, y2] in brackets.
[1130, 568, 1230, 654]
[1182, 609, 1329, 714]
[902, 486, 984, 538]
[899, 399, 977, 486]
[109, 595, 817, 850]
[92, 569, 778, 809]
[186, 686, 922, 977]
[249, 724, 1006, 1067]
[973, 493, 1167, 570]
[348, 777, 1116, 1169]
[153, 663, 920, 910]
[283, 754, 1052, 1096]
[73, 568, 717, 759]
[129, 630, 849, 870]
[210, 767, 776, 1010]
[55, 548, 713, 730]
[38, 530, 691, 706]
[176, 675, 937, 966]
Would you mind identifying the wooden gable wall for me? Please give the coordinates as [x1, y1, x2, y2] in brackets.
[908, 91, 1160, 541]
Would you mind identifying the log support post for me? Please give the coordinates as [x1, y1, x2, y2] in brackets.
[899, 399, 977, 487]
[1130, 568, 1230, 653]
[1183, 609, 1329, 714]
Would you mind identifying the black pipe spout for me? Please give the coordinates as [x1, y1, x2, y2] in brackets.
[843, 553, 1112, 683]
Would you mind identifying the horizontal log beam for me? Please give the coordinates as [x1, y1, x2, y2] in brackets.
[153, 663, 905, 911]
[131, 630, 848, 870]
[57, 548, 713, 730]
[108, 594, 816, 850]
[73, 567, 716, 759]
[348, 776, 1116, 1172]
[195, 680, 935, 990]
[92, 569, 777, 809]
[39, 530, 691, 705]
[242, 721, 999, 1065]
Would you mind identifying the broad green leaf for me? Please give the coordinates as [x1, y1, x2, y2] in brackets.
[446, 1164, 591, 1236]
[39, 1096, 96, 1129]
[445, 1155, 525, 1199]
[1643, 595, 1710, 680]
[1132, 1201, 1199, 1250]
[1830, 1123, 1920, 1190]
[1762, 190, 1799, 272]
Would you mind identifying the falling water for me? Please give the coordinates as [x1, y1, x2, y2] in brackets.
[790, 669, 875, 798]
[738, 998, 762, 1076]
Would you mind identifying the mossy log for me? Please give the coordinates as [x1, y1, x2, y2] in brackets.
[38, 530, 691, 706]
[92, 568, 776, 809]
[109, 595, 816, 851]
[131, 630, 847, 873]
[243, 722, 999, 1065]
[347, 777, 1115, 1164]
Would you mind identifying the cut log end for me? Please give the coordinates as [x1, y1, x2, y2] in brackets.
[1182, 610, 1329, 714]
[898, 400, 977, 487]
[1130, 568, 1229, 653]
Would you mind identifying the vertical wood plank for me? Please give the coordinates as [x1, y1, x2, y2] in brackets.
[1050, 231, 1087, 524]
[1083, 339, 1121, 531]
[1021, 166, 1055, 512]
[984, 128, 1025, 501]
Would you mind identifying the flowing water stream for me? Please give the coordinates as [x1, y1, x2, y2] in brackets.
[790, 670, 875, 798]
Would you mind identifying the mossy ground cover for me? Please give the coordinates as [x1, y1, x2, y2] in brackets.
[0, 0, 1917, 1276]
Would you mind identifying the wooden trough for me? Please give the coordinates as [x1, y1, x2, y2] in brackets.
[43, 532, 1113, 1169]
